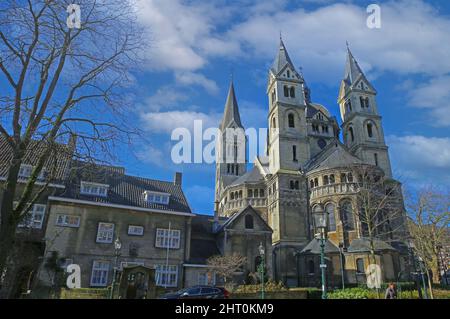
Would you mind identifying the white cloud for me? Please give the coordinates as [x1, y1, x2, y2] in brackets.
[387, 135, 450, 186]
[136, 0, 450, 85]
[141, 110, 221, 134]
[141, 86, 189, 112]
[175, 72, 219, 95]
[407, 76, 450, 127]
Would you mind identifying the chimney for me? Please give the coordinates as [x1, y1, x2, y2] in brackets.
[174, 172, 182, 186]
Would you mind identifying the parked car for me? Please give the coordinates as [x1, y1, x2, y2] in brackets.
[158, 285, 230, 299]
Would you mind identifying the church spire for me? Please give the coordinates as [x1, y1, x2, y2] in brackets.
[220, 80, 243, 131]
[343, 43, 366, 85]
[271, 37, 296, 75]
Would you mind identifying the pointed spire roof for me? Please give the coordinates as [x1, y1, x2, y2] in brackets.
[220, 81, 243, 130]
[271, 38, 296, 75]
[343, 44, 365, 85]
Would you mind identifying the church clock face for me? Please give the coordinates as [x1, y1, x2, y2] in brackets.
[318, 138, 326, 149]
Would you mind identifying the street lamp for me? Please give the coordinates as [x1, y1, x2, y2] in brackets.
[258, 242, 265, 300]
[109, 237, 122, 299]
[338, 242, 345, 290]
[437, 244, 449, 286]
[313, 205, 327, 299]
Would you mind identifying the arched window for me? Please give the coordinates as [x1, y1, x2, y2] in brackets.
[287, 70, 290, 78]
[239, 190, 242, 198]
[310, 180, 314, 189]
[235, 165, 239, 175]
[356, 258, 365, 274]
[346, 99, 352, 112]
[367, 123, 373, 138]
[360, 96, 365, 108]
[230, 192, 234, 200]
[308, 260, 315, 274]
[292, 145, 297, 161]
[288, 113, 295, 128]
[365, 97, 370, 109]
[284, 86, 289, 97]
[245, 214, 254, 229]
[340, 200, 355, 231]
[248, 189, 253, 198]
[374, 153, 378, 166]
[272, 117, 276, 129]
[326, 203, 336, 232]
[295, 181, 299, 190]
[347, 173, 353, 182]
[289, 86, 295, 98]
[314, 178, 318, 187]
[323, 175, 329, 185]
[290, 180, 294, 190]
[349, 127, 354, 142]
[341, 173, 347, 183]
[259, 189, 265, 197]
[329, 174, 335, 184]
[227, 164, 230, 174]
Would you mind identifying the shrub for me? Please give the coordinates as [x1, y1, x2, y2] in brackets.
[234, 280, 287, 293]
[328, 288, 370, 299]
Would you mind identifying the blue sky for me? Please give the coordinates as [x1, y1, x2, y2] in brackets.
[113, 0, 450, 214]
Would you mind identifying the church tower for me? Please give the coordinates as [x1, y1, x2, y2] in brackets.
[214, 80, 247, 212]
[266, 39, 310, 286]
[338, 45, 392, 177]
[267, 38, 310, 174]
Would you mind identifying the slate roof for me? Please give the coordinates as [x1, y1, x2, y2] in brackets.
[271, 39, 295, 75]
[0, 135, 73, 184]
[347, 238, 397, 253]
[57, 160, 192, 214]
[343, 46, 365, 86]
[300, 238, 340, 255]
[229, 166, 264, 187]
[216, 205, 272, 233]
[220, 81, 242, 131]
[304, 140, 363, 172]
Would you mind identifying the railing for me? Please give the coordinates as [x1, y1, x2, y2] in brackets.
[223, 198, 267, 210]
[310, 182, 359, 199]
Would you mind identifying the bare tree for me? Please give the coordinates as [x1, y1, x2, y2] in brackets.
[207, 254, 247, 286]
[406, 187, 450, 296]
[0, 0, 145, 290]
[351, 166, 407, 263]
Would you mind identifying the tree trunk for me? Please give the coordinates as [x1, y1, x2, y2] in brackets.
[425, 268, 434, 299]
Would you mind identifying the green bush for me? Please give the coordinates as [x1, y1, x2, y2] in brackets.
[328, 288, 371, 299]
[234, 280, 287, 293]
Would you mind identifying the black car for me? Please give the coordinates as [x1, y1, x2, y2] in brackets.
[158, 285, 230, 299]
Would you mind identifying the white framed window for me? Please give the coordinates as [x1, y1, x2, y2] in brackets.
[120, 261, 144, 270]
[144, 191, 170, 205]
[96, 222, 114, 243]
[18, 164, 33, 178]
[55, 214, 80, 228]
[155, 228, 180, 249]
[198, 272, 216, 286]
[80, 181, 109, 197]
[90, 260, 110, 287]
[17, 204, 46, 229]
[128, 225, 144, 236]
[155, 265, 178, 287]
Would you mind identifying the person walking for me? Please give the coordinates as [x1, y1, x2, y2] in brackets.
[385, 282, 397, 299]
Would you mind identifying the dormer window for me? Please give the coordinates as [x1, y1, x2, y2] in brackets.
[18, 164, 33, 178]
[80, 181, 109, 197]
[144, 191, 170, 205]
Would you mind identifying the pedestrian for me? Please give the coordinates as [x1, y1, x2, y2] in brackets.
[385, 282, 397, 299]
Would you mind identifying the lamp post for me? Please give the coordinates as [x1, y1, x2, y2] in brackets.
[313, 206, 327, 299]
[338, 242, 345, 290]
[258, 242, 265, 300]
[437, 244, 449, 286]
[109, 237, 122, 299]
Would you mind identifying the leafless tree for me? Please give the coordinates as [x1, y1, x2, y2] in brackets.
[406, 187, 450, 297]
[350, 165, 407, 296]
[0, 0, 146, 292]
[207, 254, 247, 286]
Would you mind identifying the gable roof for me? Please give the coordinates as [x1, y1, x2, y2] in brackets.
[220, 81, 243, 130]
[347, 238, 397, 253]
[305, 140, 363, 172]
[56, 160, 192, 214]
[216, 205, 272, 233]
[300, 238, 340, 255]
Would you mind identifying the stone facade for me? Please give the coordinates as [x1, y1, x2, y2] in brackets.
[214, 39, 410, 287]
